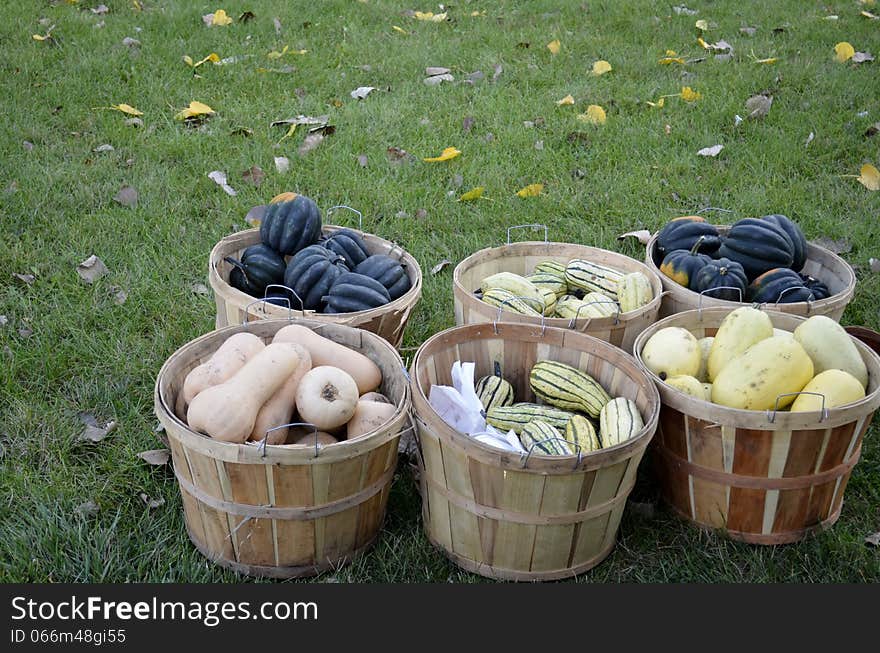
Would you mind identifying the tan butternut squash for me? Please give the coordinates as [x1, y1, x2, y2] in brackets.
[360, 392, 391, 403]
[272, 324, 382, 394]
[295, 366, 360, 430]
[292, 431, 338, 447]
[182, 333, 265, 405]
[186, 343, 304, 443]
[248, 344, 312, 445]
[347, 400, 397, 440]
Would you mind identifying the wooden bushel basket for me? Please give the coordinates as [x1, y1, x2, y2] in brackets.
[209, 220, 423, 349]
[453, 226, 664, 353]
[644, 227, 856, 320]
[411, 322, 661, 580]
[154, 319, 410, 578]
[633, 308, 880, 544]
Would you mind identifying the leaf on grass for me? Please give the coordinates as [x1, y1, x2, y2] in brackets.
[271, 114, 329, 128]
[191, 283, 209, 295]
[658, 55, 685, 64]
[209, 9, 233, 26]
[852, 51, 874, 63]
[618, 230, 652, 245]
[516, 183, 544, 198]
[76, 500, 99, 516]
[577, 105, 606, 125]
[124, 117, 144, 128]
[392, 25, 408, 34]
[239, 11, 255, 22]
[681, 86, 702, 102]
[111, 103, 143, 116]
[740, 26, 757, 36]
[646, 97, 665, 108]
[91, 4, 109, 14]
[79, 414, 117, 442]
[357, 154, 368, 168]
[13, 272, 35, 285]
[753, 57, 778, 65]
[113, 186, 138, 208]
[274, 17, 283, 34]
[556, 94, 575, 106]
[413, 11, 447, 22]
[122, 36, 141, 48]
[207, 170, 237, 196]
[462, 116, 476, 133]
[109, 286, 128, 305]
[534, 140, 544, 150]
[834, 42, 855, 63]
[870, 258, 880, 273]
[350, 86, 376, 99]
[242, 165, 265, 186]
[866, 532, 880, 546]
[458, 186, 485, 201]
[426, 66, 450, 76]
[862, 11, 879, 19]
[93, 144, 114, 153]
[77, 255, 110, 283]
[811, 237, 852, 254]
[175, 101, 215, 121]
[697, 144, 724, 157]
[805, 131, 815, 147]
[695, 19, 709, 31]
[858, 163, 880, 191]
[592, 60, 612, 75]
[547, 39, 561, 55]
[423, 146, 461, 162]
[244, 205, 267, 227]
[298, 133, 324, 156]
[673, 5, 697, 15]
[865, 123, 880, 138]
[745, 94, 773, 119]
[387, 146, 413, 163]
[274, 156, 290, 173]
[139, 493, 165, 509]
[137, 449, 170, 466]
[185, 52, 220, 68]
[424, 73, 453, 85]
[431, 259, 452, 275]
[22, 141, 34, 151]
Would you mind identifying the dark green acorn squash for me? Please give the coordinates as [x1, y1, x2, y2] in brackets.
[717, 218, 795, 280]
[259, 195, 322, 256]
[690, 258, 748, 301]
[225, 244, 286, 297]
[655, 216, 722, 261]
[800, 274, 831, 300]
[762, 214, 807, 271]
[748, 268, 815, 303]
[322, 272, 391, 313]
[659, 240, 714, 288]
[283, 245, 349, 311]
[322, 229, 371, 267]
[353, 255, 412, 300]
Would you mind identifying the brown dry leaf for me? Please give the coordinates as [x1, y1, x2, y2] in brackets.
[357, 154, 368, 168]
[77, 255, 110, 283]
[431, 259, 452, 275]
[852, 51, 874, 63]
[866, 532, 880, 546]
[298, 133, 324, 156]
[492, 64, 503, 82]
[191, 283, 209, 295]
[857, 163, 880, 191]
[78, 413, 117, 442]
[139, 493, 165, 509]
[745, 94, 773, 119]
[811, 237, 851, 254]
[462, 116, 475, 133]
[109, 286, 128, 305]
[13, 272, 35, 285]
[113, 185, 138, 207]
[76, 500, 99, 517]
[865, 123, 880, 138]
[618, 230, 652, 245]
[137, 449, 170, 466]
[387, 146, 412, 163]
[242, 165, 265, 186]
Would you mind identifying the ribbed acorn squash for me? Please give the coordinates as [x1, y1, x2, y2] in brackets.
[716, 218, 795, 280]
[225, 244, 286, 298]
[283, 245, 349, 311]
[260, 195, 322, 256]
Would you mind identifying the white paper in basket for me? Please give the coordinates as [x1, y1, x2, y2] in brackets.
[428, 361, 525, 454]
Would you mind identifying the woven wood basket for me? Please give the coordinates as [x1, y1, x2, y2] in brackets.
[644, 227, 856, 320]
[154, 319, 410, 578]
[633, 308, 880, 544]
[209, 226, 423, 349]
[410, 322, 661, 580]
[454, 233, 663, 353]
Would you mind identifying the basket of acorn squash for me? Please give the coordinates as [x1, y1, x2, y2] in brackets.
[644, 215, 856, 320]
[209, 192, 423, 349]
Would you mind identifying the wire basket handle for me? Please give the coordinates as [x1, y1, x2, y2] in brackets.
[326, 205, 364, 232]
[492, 296, 546, 336]
[567, 299, 621, 329]
[766, 392, 827, 423]
[507, 224, 548, 245]
[261, 422, 320, 458]
[697, 286, 744, 317]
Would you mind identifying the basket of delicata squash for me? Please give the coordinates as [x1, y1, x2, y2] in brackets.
[154, 318, 410, 578]
[209, 192, 422, 348]
[633, 307, 880, 544]
[453, 225, 664, 353]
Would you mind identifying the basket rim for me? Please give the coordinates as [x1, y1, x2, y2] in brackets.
[154, 318, 411, 464]
[409, 321, 661, 473]
[453, 240, 664, 328]
[632, 307, 880, 430]
[644, 227, 857, 311]
[209, 226, 423, 322]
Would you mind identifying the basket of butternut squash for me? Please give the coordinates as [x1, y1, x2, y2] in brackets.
[154, 318, 410, 578]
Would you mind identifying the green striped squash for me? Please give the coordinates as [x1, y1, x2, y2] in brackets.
[617, 272, 653, 313]
[475, 374, 515, 412]
[480, 288, 542, 317]
[485, 402, 575, 434]
[526, 273, 568, 299]
[599, 397, 644, 447]
[554, 294, 618, 320]
[532, 260, 567, 278]
[529, 360, 612, 418]
[565, 415, 602, 452]
[564, 259, 624, 300]
[520, 420, 574, 456]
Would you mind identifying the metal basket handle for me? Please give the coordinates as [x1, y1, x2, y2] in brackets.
[567, 299, 621, 329]
[766, 392, 827, 423]
[261, 422, 320, 458]
[775, 285, 814, 314]
[697, 286, 744, 316]
[326, 205, 364, 231]
[492, 296, 546, 336]
[242, 285, 305, 324]
[520, 438, 582, 469]
[507, 224, 548, 245]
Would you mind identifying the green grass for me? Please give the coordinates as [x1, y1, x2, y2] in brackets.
[1, 0, 879, 582]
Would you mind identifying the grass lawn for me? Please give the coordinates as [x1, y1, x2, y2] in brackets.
[2, 0, 879, 582]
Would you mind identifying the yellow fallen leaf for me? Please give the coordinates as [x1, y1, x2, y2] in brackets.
[423, 146, 461, 162]
[211, 9, 233, 26]
[32, 33, 51, 41]
[646, 98, 665, 108]
[111, 103, 143, 116]
[175, 101, 215, 121]
[695, 19, 709, 31]
[858, 163, 880, 191]
[578, 105, 606, 125]
[592, 60, 612, 75]
[392, 25, 408, 34]
[859, 0, 876, 6]
[185, 52, 220, 68]
[470, 10, 486, 17]
[556, 94, 575, 106]
[834, 41, 855, 63]
[862, 11, 879, 19]
[267, 45, 289, 59]
[754, 57, 778, 64]
[665, 50, 678, 56]
[183, 55, 194, 66]
[277, 124, 297, 144]
[658, 56, 685, 65]
[413, 11, 447, 22]
[132, 0, 142, 10]
[681, 86, 702, 102]
[697, 37, 710, 50]
[516, 183, 544, 198]
[547, 39, 561, 55]
[459, 186, 485, 201]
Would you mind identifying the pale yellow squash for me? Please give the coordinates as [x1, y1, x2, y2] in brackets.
[696, 337, 714, 382]
[707, 307, 773, 381]
[793, 315, 868, 388]
[665, 375, 706, 400]
[641, 327, 701, 379]
[790, 370, 865, 413]
[702, 383, 713, 401]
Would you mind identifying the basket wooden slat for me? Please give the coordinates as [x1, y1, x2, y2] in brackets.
[633, 308, 880, 544]
[411, 322, 661, 580]
[154, 319, 410, 578]
[644, 228, 856, 320]
[209, 227, 423, 349]
[453, 241, 664, 353]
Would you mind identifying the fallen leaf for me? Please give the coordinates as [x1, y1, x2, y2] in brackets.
[431, 259, 452, 275]
[426, 66, 450, 76]
[566, 132, 591, 146]
[745, 94, 773, 119]
[244, 205, 267, 227]
[618, 230, 652, 245]
[298, 133, 324, 156]
[740, 26, 757, 36]
[274, 156, 290, 173]
[137, 449, 170, 466]
[852, 51, 874, 63]
[271, 114, 329, 129]
[122, 36, 140, 48]
[865, 123, 880, 138]
[210, 9, 233, 26]
[862, 11, 879, 19]
[423, 73, 453, 85]
[458, 186, 485, 201]
[274, 17, 283, 35]
[191, 283, 209, 295]
[646, 97, 665, 108]
[18, 326, 32, 338]
[79, 414, 117, 442]
[534, 140, 544, 150]
[592, 60, 612, 75]
[239, 11, 255, 22]
[0, 316, 6, 326]
[658, 55, 685, 65]
[77, 255, 109, 283]
[91, 4, 109, 14]
[356, 154, 368, 168]
[681, 86, 702, 102]
[392, 25, 408, 34]
[76, 501, 99, 517]
[464, 70, 484, 84]
[113, 186, 138, 208]
[415, 209, 428, 219]
[22, 141, 34, 151]
[185, 52, 220, 68]
[753, 57, 778, 65]
[109, 286, 128, 305]
[695, 19, 709, 30]
[805, 131, 815, 147]
[423, 146, 461, 162]
[110, 103, 143, 116]
[93, 144, 114, 153]
[556, 94, 575, 106]
[207, 170, 237, 196]
[811, 237, 852, 254]
[175, 101, 215, 121]
[577, 105, 606, 125]
[462, 116, 475, 133]
[387, 146, 412, 163]
[413, 11, 447, 22]
[13, 273, 35, 285]
[242, 165, 265, 186]
[139, 493, 165, 509]
[857, 163, 880, 191]
[697, 144, 724, 157]
[834, 42, 855, 63]
[350, 85, 376, 100]
[870, 258, 880, 273]
[547, 39, 561, 55]
[230, 127, 253, 137]
[124, 117, 143, 128]
[516, 183, 544, 198]
[866, 532, 880, 546]
[492, 64, 503, 82]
